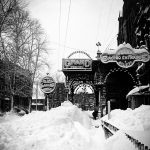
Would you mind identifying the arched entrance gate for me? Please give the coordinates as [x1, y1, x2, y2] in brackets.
[62, 51, 96, 110]
[62, 43, 150, 116]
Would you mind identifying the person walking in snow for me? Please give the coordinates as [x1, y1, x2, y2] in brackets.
[92, 107, 98, 120]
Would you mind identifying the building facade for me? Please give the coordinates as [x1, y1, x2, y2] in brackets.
[62, 43, 149, 116]
[117, 0, 150, 109]
[118, 0, 150, 85]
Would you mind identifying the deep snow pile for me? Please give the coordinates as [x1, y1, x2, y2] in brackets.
[105, 130, 138, 150]
[0, 111, 20, 123]
[0, 101, 105, 150]
[101, 105, 150, 131]
[1, 102, 150, 150]
[101, 105, 150, 149]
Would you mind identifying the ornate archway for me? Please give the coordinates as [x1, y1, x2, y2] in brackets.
[104, 67, 137, 110]
[73, 83, 95, 110]
[62, 44, 146, 114]
[62, 51, 96, 110]
[92, 58, 138, 116]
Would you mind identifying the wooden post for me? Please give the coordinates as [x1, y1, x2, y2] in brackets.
[108, 101, 111, 119]
[67, 90, 69, 101]
[47, 94, 49, 111]
[36, 81, 38, 111]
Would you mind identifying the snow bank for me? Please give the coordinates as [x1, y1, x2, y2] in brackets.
[2, 102, 149, 150]
[0, 111, 20, 123]
[105, 131, 137, 150]
[101, 105, 150, 130]
[0, 101, 105, 150]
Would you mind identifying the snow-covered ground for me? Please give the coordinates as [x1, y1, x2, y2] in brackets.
[0, 101, 150, 150]
[102, 105, 150, 131]
[101, 104, 150, 149]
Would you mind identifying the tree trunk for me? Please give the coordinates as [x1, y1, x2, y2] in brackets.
[10, 94, 14, 111]
[28, 98, 31, 113]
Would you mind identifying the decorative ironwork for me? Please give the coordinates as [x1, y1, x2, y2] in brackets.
[104, 67, 137, 85]
[94, 66, 105, 85]
[100, 43, 150, 68]
[67, 51, 92, 59]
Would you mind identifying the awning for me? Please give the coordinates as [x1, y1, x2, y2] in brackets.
[126, 84, 149, 98]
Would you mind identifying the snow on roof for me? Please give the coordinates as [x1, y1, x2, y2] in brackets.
[102, 48, 117, 54]
[126, 84, 149, 97]
[102, 43, 149, 54]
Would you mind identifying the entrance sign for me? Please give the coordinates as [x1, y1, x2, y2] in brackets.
[100, 43, 150, 68]
[39, 76, 56, 93]
[62, 59, 92, 71]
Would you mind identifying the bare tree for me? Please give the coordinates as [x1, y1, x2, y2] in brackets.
[0, 0, 16, 59]
[0, 0, 49, 111]
[0, 0, 15, 34]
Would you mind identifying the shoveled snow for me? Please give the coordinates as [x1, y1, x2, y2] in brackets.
[101, 105, 150, 131]
[105, 130, 138, 150]
[0, 101, 150, 150]
[0, 101, 105, 150]
[101, 104, 150, 149]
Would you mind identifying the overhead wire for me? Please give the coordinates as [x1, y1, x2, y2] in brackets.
[95, 5, 103, 42]
[58, 0, 123, 59]
[95, 0, 115, 51]
[103, 0, 119, 51]
[105, 2, 139, 51]
[58, 0, 61, 69]
[104, 0, 114, 43]
[102, 0, 135, 51]
[64, 0, 72, 53]
[104, 0, 122, 51]
[50, 40, 88, 52]
[105, 34, 118, 50]
[59, 0, 61, 48]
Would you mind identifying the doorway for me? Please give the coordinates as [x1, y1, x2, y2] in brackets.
[105, 70, 135, 110]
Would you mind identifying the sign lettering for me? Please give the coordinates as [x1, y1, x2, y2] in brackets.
[39, 76, 56, 93]
[100, 46, 150, 68]
[62, 59, 92, 71]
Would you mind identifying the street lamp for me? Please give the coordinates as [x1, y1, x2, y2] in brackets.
[96, 42, 102, 59]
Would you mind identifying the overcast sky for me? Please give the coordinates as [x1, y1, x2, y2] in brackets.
[27, 0, 123, 74]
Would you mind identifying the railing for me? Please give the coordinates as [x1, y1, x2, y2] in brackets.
[101, 120, 119, 134]
[101, 120, 150, 150]
[126, 134, 149, 150]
